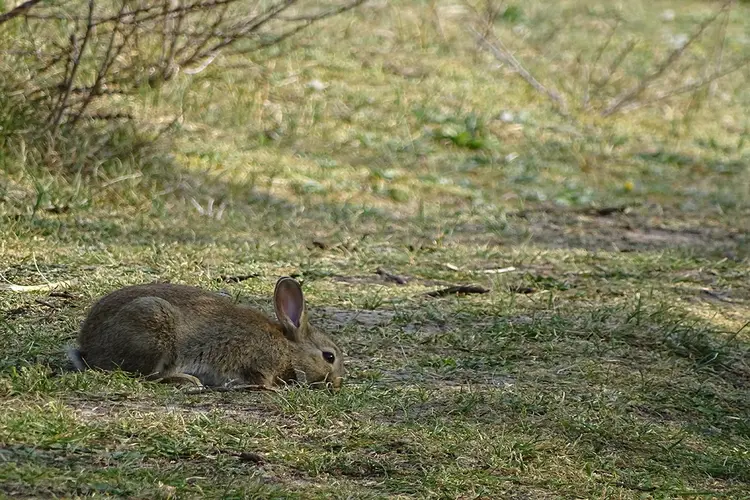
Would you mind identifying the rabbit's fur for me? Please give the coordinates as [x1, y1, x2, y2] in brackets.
[67, 277, 344, 390]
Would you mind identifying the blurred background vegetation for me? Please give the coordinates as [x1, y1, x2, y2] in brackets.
[2, 0, 748, 213]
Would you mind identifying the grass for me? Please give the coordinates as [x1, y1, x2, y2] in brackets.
[2, 0, 750, 497]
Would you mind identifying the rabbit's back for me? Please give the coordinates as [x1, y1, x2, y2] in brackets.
[76, 283, 293, 383]
[81, 283, 277, 336]
[81, 283, 231, 327]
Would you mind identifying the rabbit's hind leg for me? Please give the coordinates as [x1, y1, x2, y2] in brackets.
[83, 296, 181, 376]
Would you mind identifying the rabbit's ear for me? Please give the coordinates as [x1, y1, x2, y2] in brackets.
[274, 277, 308, 341]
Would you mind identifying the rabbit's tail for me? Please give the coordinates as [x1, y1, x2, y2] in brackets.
[66, 346, 88, 371]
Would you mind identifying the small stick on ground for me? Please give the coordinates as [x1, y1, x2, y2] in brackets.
[237, 451, 265, 464]
[217, 273, 260, 283]
[588, 205, 632, 217]
[376, 267, 408, 285]
[34, 298, 58, 308]
[426, 285, 489, 297]
[211, 448, 265, 464]
[480, 266, 517, 274]
[0, 279, 78, 292]
[699, 288, 734, 304]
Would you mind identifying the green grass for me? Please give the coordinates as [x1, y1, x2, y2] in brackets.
[2, 0, 750, 497]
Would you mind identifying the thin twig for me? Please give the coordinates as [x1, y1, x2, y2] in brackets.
[471, 26, 569, 116]
[86, 111, 136, 121]
[228, 17, 328, 56]
[0, 0, 44, 25]
[91, 0, 242, 27]
[173, 1, 232, 76]
[49, 34, 77, 121]
[375, 267, 408, 285]
[49, 0, 96, 133]
[159, 0, 174, 76]
[277, 0, 369, 22]
[69, 0, 132, 128]
[621, 55, 750, 112]
[9, 0, 368, 139]
[708, 5, 731, 97]
[590, 38, 637, 99]
[0, 279, 78, 292]
[165, 0, 189, 80]
[583, 17, 621, 109]
[182, 51, 221, 74]
[179, 0, 297, 65]
[426, 285, 490, 297]
[34, 298, 58, 308]
[602, 0, 733, 117]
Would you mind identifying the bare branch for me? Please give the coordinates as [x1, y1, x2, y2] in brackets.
[165, 0, 189, 78]
[4, 0, 370, 149]
[621, 55, 750, 112]
[602, 0, 733, 117]
[49, 0, 97, 132]
[0, 279, 78, 292]
[583, 17, 621, 109]
[90, 0, 242, 27]
[69, 1, 135, 128]
[277, 0, 369, 22]
[178, 0, 297, 65]
[708, 5, 731, 97]
[0, 0, 44, 25]
[471, 26, 569, 117]
[590, 38, 637, 99]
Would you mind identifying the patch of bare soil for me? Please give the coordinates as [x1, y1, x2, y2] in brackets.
[549, 212, 744, 253]
[456, 207, 747, 254]
[315, 306, 521, 334]
[313, 307, 396, 330]
[376, 368, 516, 389]
[329, 274, 449, 287]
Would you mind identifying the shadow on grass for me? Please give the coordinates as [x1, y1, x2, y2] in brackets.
[6, 167, 748, 261]
[353, 297, 750, 483]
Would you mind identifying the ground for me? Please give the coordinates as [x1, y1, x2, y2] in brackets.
[1, 0, 749, 498]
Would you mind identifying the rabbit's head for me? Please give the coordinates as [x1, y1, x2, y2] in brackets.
[274, 277, 345, 391]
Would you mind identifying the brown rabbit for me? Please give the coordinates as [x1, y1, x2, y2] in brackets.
[67, 277, 344, 390]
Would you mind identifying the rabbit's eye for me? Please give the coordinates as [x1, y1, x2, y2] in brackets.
[322, 351, 335, 364]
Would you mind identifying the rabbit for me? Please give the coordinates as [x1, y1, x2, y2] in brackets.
[67, 277, 344, 391]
